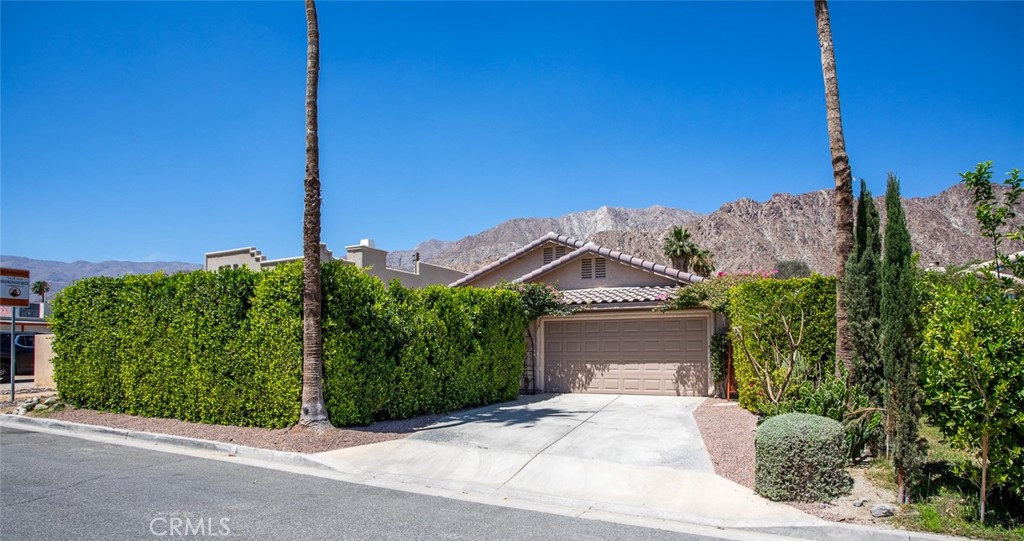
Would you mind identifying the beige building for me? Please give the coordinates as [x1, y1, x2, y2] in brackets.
[452, 232, 713, 397]
[204, 239, 465, 288]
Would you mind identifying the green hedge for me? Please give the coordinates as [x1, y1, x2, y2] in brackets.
[51, 262, 526, 428]
[728, 276, 836, 413]
[755, 413, 852, 502]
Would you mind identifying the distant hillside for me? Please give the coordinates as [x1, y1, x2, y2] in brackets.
[387, 205, 702, 271]
[389, 183, 1023, 275]
[0, 256, 200, 302]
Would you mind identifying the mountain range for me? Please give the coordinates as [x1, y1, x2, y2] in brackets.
[389, 182, 1022, 275]
[5, 182, 1020, 301]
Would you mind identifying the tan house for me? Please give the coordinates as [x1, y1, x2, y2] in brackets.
[205, 239, 466, 288]
[451, 232, 714, 397]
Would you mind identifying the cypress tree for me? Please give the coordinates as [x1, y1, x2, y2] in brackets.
[843, 180, 883, 404]
[880, 174, 921, 503]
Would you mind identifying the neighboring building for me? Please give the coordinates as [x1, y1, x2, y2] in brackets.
[451, 232, 713, 397]
[204, 239, 466, 288]
[0, 302, 52, 334]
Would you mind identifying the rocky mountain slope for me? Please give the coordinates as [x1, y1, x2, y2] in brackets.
[0, 256, 200, 302]
[391, 183, 1023, 275]
[388, 205, 702, 271]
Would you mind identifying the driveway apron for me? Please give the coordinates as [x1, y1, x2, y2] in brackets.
[314, 394, 821, 528]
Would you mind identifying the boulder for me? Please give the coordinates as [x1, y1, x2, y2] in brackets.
[870, 504, 896, 518]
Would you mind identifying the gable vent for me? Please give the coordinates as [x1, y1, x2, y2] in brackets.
[582, 258, 593, 279]
[594, 257, 606, 278]
[543, 245, 569, 265]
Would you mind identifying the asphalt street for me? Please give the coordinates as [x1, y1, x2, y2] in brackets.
[1, 427, 735, 541]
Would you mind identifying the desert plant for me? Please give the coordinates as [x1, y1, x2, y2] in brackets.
[755, 412, 853, 501]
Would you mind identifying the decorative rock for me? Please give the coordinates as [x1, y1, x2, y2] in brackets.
[15, 407, 27, 416]
[44, 396, 60, 405]
[50, 403, 65, 412]
[870, 504, 896, 518]
[24, 398, 40, 407]
[32, 404, 49, 412]
[853, 498, 868, 507]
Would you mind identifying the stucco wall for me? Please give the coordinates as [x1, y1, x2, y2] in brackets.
[33, 333, 55, 388]
[461, 242, 560, 288]
[530, 257, 678, 289]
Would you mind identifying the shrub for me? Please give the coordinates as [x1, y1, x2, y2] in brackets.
[755, 413, 853, 502]
[51, 262, 525, 428]
[920, 274, 1024, 516]
[728, 276, 836, 413]
[762, 373, 883, 462]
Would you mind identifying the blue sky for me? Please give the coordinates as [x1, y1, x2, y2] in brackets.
[2, 1, 1022, 264]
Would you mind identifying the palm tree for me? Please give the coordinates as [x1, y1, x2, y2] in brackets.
[30, 281, 51, 303]
[691, 249, 716, 278]
[300, 0, 328, 428]
[815, 0, 855, 375]
[662, 226, 700, 273]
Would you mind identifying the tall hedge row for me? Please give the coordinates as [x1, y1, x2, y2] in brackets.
[729, 276, 837, 412]
[50, 262, 526, 428]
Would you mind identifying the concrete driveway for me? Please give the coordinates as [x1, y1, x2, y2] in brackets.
[315, 394, 821, 529]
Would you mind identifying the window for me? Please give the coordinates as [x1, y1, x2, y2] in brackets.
[543, 245, 569, 265]
[582, 257, 606, 280]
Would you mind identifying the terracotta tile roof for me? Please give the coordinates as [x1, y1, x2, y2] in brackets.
[512, 243, 704, 285]
[560, 286, 680, 305]
[449, 232, 587, 287]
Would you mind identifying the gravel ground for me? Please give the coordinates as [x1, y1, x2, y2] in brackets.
[693, 398, 758, 488]
[693, 398, 900, 527]
[41, 406, 449, 454]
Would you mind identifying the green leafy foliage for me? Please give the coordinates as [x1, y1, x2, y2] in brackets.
[920, 274, 1024, 516]
[960, 161, 1024, 284]
[660, 272, 767, 315]
[727, 276, 837, 412]
[497, 281, 574, 320]
[762, 372, 884, 462]
[50, 262, 525, 428]
[710, 329, 730, 385]
[754, 413, 853, 502]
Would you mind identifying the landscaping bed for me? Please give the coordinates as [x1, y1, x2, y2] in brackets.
[694, 398, 900, 528]
[13, 398, 447, 454]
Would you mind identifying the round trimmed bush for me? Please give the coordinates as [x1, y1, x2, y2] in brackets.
[755, 413, 852, 502]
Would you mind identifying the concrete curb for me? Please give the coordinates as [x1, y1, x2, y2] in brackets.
[0, 414, 334, 473]
[0, 414, 973, 541]
[748, 524, 969, 541]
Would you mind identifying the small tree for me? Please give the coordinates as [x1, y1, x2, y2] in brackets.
[880, 174, 922, 503]
[843, 180, 883, 406]
[733, 290, 808, 408]
[775, 260, 811, 279]
[691, 249, 716, 278]
[662, 226, 700, 273]
[960, 161, 1023, 282]
[921, 275, 1024, 524]
[31, 280, 51, 303]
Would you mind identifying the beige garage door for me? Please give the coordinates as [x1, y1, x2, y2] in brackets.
[544, 316, 708, 396]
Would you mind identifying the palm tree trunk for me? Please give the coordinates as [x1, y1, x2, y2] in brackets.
[300, 0, 328, 427]
[815, 0, 854, 375]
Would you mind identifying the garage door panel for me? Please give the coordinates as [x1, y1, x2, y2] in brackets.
[544, 316, 709, 397]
